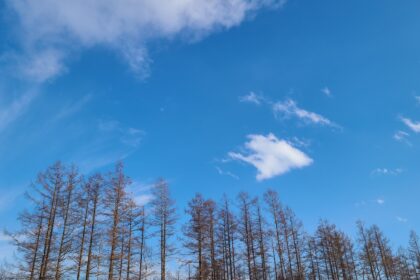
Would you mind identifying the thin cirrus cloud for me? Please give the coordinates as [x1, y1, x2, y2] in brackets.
[376, 198, 385, 205]
[371, 168, 403, 176]
[74, 120, 145, 173]
[400, 117, 420, 133]
[396, 216, 408, 223]
[239, 91, 264, 105]
[321, 87, 332, 97]
[393, 130, 410, 143]
[0, 90, 38, 132]
[240, 92, 338, 128]
[7, 0, 287, 82]
[215, 166, 240, 180]
[134, 194, 154, 206]
[273, 99, 338, 127]
[228, 133, 313, 181]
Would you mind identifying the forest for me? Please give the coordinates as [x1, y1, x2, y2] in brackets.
[2, 162, 419, 280]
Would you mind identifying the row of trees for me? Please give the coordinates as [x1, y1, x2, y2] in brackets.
[4, 162, 420, 280]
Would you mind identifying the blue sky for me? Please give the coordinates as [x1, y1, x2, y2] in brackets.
[1, 0, 420, 260]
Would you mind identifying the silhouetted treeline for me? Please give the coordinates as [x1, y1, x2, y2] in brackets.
[4, 162, 420, 280]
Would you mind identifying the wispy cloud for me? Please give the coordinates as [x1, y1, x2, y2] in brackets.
[215, 166, 239, 180]
[371, 168, 403, 176]
[74, 120, 145, 173]
[321, 87, 332, 97]
[400, 117, 420, 133]
[287, 137, 311, 148]
[98, 119, 145, 149]
[415, 96, 420, 105]
[393, 130, 410, 145]
[396, 216, 408, 223]
[134, 194, 154, 206]
[355, 198, 388, 208]
[53, 94, 92, 121]
[273, 99, 338, 127]
[239, 91, 264, 105]
[239, 93, 338, 129]
[0, 233, 12, 242]
[229, 133, 313, 181]
[0, 91, 38, 132]
[354, 200, 367, 208]
[128, 180, 154, 206]
[376, 198, 385, 205]
[19, 49, 66, 83]
[7, 0, 286, 81]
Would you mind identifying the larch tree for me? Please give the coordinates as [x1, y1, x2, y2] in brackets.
[183, 193, 210, 280]
[151, 178, 177, 280]
[104, 162, 131, 280]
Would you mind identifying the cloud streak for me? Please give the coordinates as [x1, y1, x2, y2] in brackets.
[371, 168, 403, 176]
[239, 92, 338, 128]
[0, 90, 38, 132]
[215, 166, 239, 180]
[393, 130, 410, 144]
[74, 120, 145, 173]
[376, 198, 385, 205]
[401, 117, 420, 133]
[273, 99, 337, 127]
[239, 91, 264, 105]
[321, 87, 331, 97]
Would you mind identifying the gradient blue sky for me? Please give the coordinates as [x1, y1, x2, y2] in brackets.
[1, 0, 420, 260]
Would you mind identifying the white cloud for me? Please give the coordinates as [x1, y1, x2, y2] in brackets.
[396, 216, 408, 223]
[321, 87, 331, 97]
[0, 233, 12, 242]
[8, 0, 286, 80]
[128, 180, 154, 206]
[394, 130, 410, 143]
[130, 180, 154, 192]
[215, 166, 239, 180]
[371, 168, 403, 176]
[401, 117, 420, 133]
[229, 133, 313, 181]
[77, 151, 133, 174]
[20, 49, 66, 83]
[0, 91, 38, 132]
[98, 119, 145, 148]
[134, 194, 154, 206]
[273, 99, 337, 127]
[288, 136, 311, 148]
[53, 94, 92, 121]
[239, 91, 264, 105]
[354, 200, 367, 208]
[376, 198, 385, 205]
[73, 120, 145, 173]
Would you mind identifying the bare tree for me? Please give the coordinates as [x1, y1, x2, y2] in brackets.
[9, 161, 420, 280]
[217, 195, 237, 280]
[151, 179, 177, 280]
[104, 162, 130, 280]
[183, 193, 209, 280]
[409, 231, 420, 279]
[38, 162, 66, 280]
[264, 189, 286, 280]
[55, 166, 80, 279]
[85, 174, 103, 280]
[237, 192, 258, 280]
